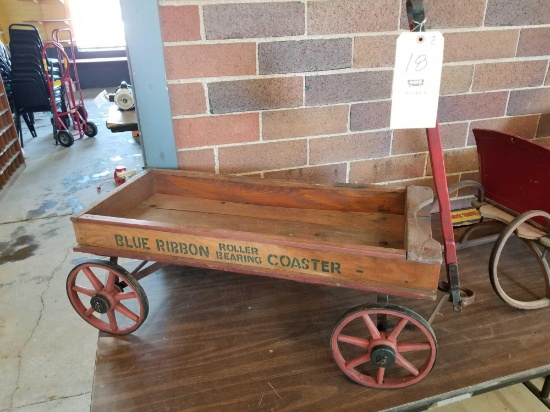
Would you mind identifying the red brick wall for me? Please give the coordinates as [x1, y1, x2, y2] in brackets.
[158, 0, 550, 186]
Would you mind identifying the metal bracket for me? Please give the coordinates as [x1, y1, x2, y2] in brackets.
[132, 261, 168, 281]
[438, 276, 476, 311]
[523, 375, 550, 409]
[450, 263, 462, 312]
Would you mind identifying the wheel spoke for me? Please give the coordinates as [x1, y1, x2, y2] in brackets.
[362, 314, 381, 339]
[85, 307, 95, 317]
[387, 318, 408, 342]
[115, 303, 139, 322]
[114, 292, 137, 301]
[107, 310, 118, 331]
[95, 317, 112, 331]
[376, 367, 385, 385]
[332, 305, 437, 388]
[396, 353, 419, 376]
[72, 285, 95, 297]
[345, 352, 371, 370]
[82, 267, 104, 292]
[397, 342, 432, 353]
[338, 334, 370, 348]
[105, 271, 117, 293]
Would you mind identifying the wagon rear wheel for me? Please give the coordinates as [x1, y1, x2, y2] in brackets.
[66, 259, 149, 334]
[490, 210, 550, 310]
[331, 303, 437, 389]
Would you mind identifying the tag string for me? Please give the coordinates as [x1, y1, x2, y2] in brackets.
[413, 18, 426, 32]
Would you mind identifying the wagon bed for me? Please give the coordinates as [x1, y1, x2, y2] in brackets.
[72, 169, 442, 300]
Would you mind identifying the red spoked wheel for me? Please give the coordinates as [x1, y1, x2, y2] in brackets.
[331, 303, 437, 389]
[66, 259, 149, 334]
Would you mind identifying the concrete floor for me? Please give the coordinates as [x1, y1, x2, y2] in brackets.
[0, 89, 143, 411]
[0, 91, 547, 412]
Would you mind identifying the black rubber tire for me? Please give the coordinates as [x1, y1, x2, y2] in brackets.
[78, 105, 88, 121]
[61, 114, 71, 128]
[84, 121, 98, 137]
[57, 130, 74, 147]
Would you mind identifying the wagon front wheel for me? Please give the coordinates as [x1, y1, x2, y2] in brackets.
[331, 303, 437, 389]
[67, 259, 149, 334]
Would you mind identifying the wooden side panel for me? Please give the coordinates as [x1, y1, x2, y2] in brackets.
[73, 219, 440, 297]
[473, 128, 550, 227]
[152, 169, 406, 214]
[82, 170, 156, 218]
[405, 186, 442, 264]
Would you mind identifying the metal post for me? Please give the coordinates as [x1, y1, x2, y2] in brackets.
[119, 0, 178, 169]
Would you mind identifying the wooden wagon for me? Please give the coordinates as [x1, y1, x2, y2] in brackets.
[66, 0, 473, 389]
[66, 0, 550, 390]
[68, 170, 445, 389]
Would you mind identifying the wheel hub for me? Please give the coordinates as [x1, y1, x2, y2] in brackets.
[90, 295, 111, 314]
[370, 344, 396, 367]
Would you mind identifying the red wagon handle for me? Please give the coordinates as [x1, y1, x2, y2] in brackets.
[405, 0, 464, 311]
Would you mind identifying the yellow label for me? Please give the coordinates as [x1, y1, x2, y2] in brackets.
[451, 208, 481, 225]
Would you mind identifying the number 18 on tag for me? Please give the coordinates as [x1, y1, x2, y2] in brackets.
[390, 32, 444, 129]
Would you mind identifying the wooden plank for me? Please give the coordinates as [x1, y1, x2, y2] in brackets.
[0, 136, 18, 158]
[142, 193, 405, 234]
[123, 207, 404, 251]
[72, 220, 439, 294]
[152, 169, 407, 214]
[479, 204, 546, 240]
[75, 214, 406, 259]
[405, 186, 442, 264]
[0, 76, 24, 200]
[126, 195, 405, 250]
[74, 245, 436, 300]
[0, 163, 25, 202]
[79, 170, 154, 218]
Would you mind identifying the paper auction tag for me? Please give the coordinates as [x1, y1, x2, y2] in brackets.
[390, 31, 444, 129]
[93, 89, 109, 108]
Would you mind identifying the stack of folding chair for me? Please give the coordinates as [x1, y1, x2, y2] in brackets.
[9, 24, 66, 147]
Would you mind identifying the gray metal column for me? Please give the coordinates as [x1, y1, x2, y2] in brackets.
[119, 0, 178, 169]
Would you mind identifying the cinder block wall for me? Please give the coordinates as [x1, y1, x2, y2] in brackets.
[158, 0, 550, 187]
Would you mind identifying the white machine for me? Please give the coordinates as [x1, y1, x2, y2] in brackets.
[112, 81, 134, 111]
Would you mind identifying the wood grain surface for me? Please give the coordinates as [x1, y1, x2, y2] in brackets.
[73, 170, 441, 297]
[73, 221, 439, 298]
[152, 169, 407, 214]
[91, 220, 550, 411]
[479, 203, 546, 239]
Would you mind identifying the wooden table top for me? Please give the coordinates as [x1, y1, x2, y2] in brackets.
[106, 105, 138, 133]
[91, 227, 550, 411]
